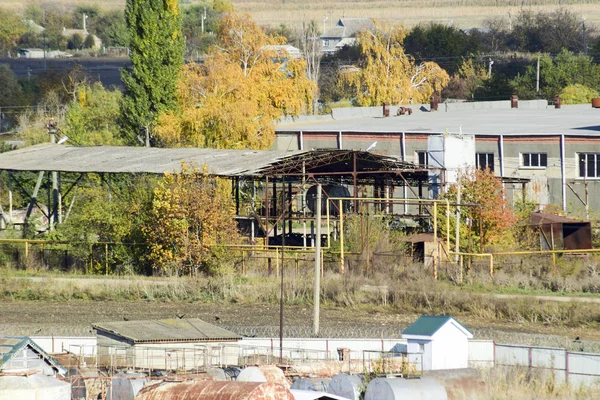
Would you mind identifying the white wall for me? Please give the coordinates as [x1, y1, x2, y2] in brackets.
[30, 336, 96, 356]
[430, 323, 470, 370]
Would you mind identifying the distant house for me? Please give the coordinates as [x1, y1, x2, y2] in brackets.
[321, 18, 374, 54]
[93, 318, 242, 370]
[61, 27, 102, 50]
[262, 44, 301, 60]
[0, 336, 66, 376]
[402, 315, 473, 370]
[17, 48, 45, 59]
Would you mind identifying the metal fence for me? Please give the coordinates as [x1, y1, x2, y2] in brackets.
[469, 340, 600, 386]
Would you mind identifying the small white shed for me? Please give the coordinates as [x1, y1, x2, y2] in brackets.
[402, 316, 473, 371]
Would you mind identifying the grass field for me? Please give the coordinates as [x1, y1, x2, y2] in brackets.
[1, 0, 599, 29]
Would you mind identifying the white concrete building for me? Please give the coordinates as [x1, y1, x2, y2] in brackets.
[402, 316, 473, 371]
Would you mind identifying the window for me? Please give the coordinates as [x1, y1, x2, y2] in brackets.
[521, 153, 547, 168]
[323, 39, 330, 47]
[416, 151, 428, 166]
[418, 343, 425, 353]
[579, 153, 600, 178]
[476, 153, 494, 172]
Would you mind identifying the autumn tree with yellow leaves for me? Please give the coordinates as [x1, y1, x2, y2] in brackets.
[338, 21, 449, 106]
[154, 12, 315, 149]
[144, 163, 240, 276]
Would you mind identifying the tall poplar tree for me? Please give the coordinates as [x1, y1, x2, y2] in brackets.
[121, 0, 185, 144]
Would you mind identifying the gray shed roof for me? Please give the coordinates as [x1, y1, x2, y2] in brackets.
[276, 104, 600, 137]
[0, 144, 298, 176]
[93, 318, 241, 344]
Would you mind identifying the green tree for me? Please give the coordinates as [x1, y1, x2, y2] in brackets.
[511, 50, 600, 100]
[559, 84, 599, 105]
[120, 0, 185, 143]
[64, 82, 124, 145]
[404, 23, 480, 74]
[144, 163, 240, 276]
[0, 64, 23, 107]
[83, 34, 96, 49]
[182, 3, 220, 56]
[0, 8, 26, 56]
[95, 10, 129, 48]
[68, 33, 84, 50]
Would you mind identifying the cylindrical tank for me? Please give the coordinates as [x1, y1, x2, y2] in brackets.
[0, 373, 71, 400]
[207, 367, 242, 381]
[291, 377, 330, 392]
[592, 97, 600, 108]
[510, 95, 518, 108]
[137, 381, 294, 400]
[107, 372, 148, 400]
[237, 365, 290, 389]
[364, 378, 447, 400]
[306, 184, 351, 216]
[327, 374, 364, 400]
[553, 96, 561, 109]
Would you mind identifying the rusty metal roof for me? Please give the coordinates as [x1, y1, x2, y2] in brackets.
[0, 336, 66, 375]
[137, 381, 295, 400]
[92, 318, 241, 344]
[528, 212, 588, 225]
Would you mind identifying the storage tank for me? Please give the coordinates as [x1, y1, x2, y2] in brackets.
[137, 381, 294, 400]
[0, 373, 71, 400]
[291, 377, 330, 392]
[206, 367, 241, 381]
[306, 184, 351, 216]
[237, 365, 290, 388]
[364, 377, 447, 400]
[327, 374, 364, 400]
[106, 372, 148, 400]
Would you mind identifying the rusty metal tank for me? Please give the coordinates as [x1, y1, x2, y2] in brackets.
[364, 377, 447, 400]
[136, 381, 294, 400]
[326, 374, 364, 400]
[237, 366, 290, 389]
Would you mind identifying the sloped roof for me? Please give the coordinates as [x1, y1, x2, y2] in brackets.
[402, 316, 472, 338]
[529, 211, 588, 225]
[322, 18, 374, 39]
[93, 318, 241, 344]
[0, 336, 66, 375]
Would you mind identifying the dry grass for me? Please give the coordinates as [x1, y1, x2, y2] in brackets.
[1, 0, 599, 28]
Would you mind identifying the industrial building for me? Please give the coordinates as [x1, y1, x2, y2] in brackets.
[275, 101, 600, 214]
[93, 318, 242, 370]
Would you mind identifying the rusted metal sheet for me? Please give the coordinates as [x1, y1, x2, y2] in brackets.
[237, 366, 291, 389]
[137, 381, 294, 400]
[529, 212, 592, 250]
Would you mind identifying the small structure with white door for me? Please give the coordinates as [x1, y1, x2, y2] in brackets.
[402, 315, 473, 371]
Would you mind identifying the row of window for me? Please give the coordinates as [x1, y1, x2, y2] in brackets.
[416, 151, 600, 178]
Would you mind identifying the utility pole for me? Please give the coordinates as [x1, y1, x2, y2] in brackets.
[279, 182, 285, 363]
[454, 171, 461, 263]
[488, 58, 494, 78]
[313, 184, 322, 337]
[201, 6, 207, 34]
[582, 19, 587, 56]
[536, 54, 540, 95]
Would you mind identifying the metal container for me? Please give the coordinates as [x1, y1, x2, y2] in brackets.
[0, 373, 71, 400]
[237, 366, 290, 389]
[327, 374, 364, 400]
[291, 378, 330, 392]
[137, 381, 294, 400]
[107, 372, 148, 400]
[592, 98, 600, 108]
[510, 95, 518, 108]
[364, 377, 447, 400]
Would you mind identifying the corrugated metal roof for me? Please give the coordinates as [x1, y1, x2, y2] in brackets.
[402, 316, 472, 337]
[276, 104, 600, 137]
[92, 318, 241, 344]
[322, 18, 374, 39]
[0, 336, 66, 375]
[529, 211, 588, 225]
[0, 144, 299, 176]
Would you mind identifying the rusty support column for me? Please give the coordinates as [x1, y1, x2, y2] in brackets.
[353, 152, 358, 213]
[273, 179, 278, 237]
